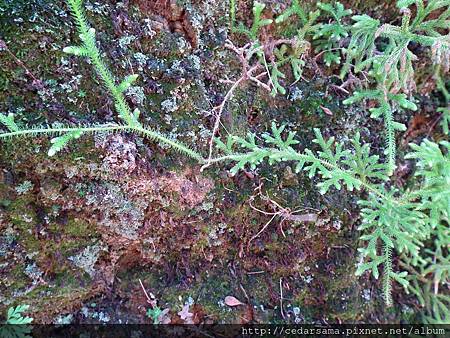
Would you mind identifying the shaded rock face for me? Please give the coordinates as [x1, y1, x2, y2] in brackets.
[0, 0, 410, 324]
[131, 0, 198, 48]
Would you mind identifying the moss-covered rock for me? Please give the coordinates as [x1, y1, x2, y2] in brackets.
[0, 0, 420, 324]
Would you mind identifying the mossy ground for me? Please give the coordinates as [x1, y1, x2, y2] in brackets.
[0, 0, 439, 324]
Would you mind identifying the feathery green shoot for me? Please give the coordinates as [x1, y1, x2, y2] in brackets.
[0, 0, 202, 161]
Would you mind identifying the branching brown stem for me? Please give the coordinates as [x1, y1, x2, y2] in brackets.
[202, 37, 308, 171]
[247, 183, 319, 243]
[201, 36, 308, 172]
[201, 40, 273, 171]
[0, 38, 42, 87]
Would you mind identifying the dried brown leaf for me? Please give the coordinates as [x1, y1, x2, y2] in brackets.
[320, 106, 333, 116]
[224, 295, 244, 307]
[178, 304, 194, 323]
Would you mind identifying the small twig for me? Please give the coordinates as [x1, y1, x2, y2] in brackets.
[262, 51, 276, 91]
[249, 197, 278, 216]
[314, 47, 342, 61]
[239, 283, 250, 301]
[330, 84, 349, 95]
[279, 219, 287, 238]
[201, 40, 272, 171]
[139, 278, 153, 304]
[203, 74, 247, 170]
[247, 184, 319, 244]
[426, 112, 443, 138]
[248, 213, 277, 243]
[246, 270, 265, 275]
[281, 213, 318, 223]
[280, 278, 286, 320]
[0, 39, 40, 84]
[127, 57, 135, 77]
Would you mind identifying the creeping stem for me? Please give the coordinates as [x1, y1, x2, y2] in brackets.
[206, 148, 394, 203]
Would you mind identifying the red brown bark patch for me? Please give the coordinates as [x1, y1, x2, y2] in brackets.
[132, 0, 198, 48]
